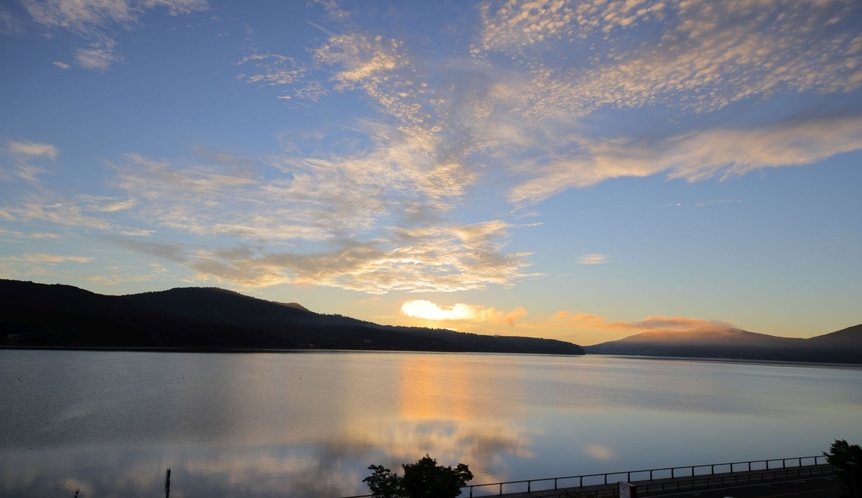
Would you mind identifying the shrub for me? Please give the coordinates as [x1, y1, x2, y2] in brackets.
[363, 455, 473, 498]
[824, 439, 862, 496]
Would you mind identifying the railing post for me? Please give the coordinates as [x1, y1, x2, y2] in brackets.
[782, 459, 786, 469]
[528, 481, 531, 493]
[627, 472, 631, 482]
[554, 478, 558, 490]
[748, 462, 751, 472]
[604, 474, 607, 485]
[499, 483, 502, 495]
[711, 464, 714, 475]
[470, 487, 473, 497]
[579, 476, 583, 488]
[671, 468, 674, 479]
[650, 470, 653, 481]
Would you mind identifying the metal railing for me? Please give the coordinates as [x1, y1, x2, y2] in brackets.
[634, 462, 833, 496]
[461, 455, 828, 496]
[343, 454, 829, 497]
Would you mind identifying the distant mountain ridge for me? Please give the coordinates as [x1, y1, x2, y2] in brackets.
[0, 280, 584, 355]
[584, 324, 862, 364]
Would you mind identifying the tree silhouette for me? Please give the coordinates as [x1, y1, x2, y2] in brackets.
[363, 455, 473, 498]
[824, 439, 862, 497]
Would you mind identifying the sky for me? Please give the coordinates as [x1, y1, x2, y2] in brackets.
[1, 0, 861, 346]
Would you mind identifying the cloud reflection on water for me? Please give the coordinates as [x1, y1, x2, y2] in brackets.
[0, 417, 533, 498]
[2, 351, 861, 498]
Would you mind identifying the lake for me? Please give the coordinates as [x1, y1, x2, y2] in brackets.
[1, 350, 860, 497]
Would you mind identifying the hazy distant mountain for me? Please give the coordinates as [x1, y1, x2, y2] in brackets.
[584, 324, 862, 364]
[0, 280, 583, 355]
[804, 324, 862, 349]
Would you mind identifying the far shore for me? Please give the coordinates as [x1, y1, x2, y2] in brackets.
[0, 345, 582, 357]
[3, 345, 861, 368]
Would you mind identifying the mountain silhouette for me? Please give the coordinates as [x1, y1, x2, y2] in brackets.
[584, 324, 862, 364]
[0, 280, 583, 355]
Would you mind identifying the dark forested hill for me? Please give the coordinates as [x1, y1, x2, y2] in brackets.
[0, 280, 584, 355]
[584, 325, 862, 364]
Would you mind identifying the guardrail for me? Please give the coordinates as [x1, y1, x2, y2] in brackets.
[343, 454, 829, 497]
[462, 455, 828, 496]
[634, 462, 833, 496]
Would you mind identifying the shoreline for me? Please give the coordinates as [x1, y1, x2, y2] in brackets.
[2, 345, 860, 368]
[0, 344, 584, 357]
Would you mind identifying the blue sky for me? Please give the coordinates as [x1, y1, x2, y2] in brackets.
[1, 0, 861, 345]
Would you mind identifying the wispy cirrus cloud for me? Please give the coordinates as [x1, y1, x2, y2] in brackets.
[7, 139, 58, 158]
[21, 0, 208, 69]
[104, 223, 530, 293]
[22, 0, 207, 31]
[180, 220, 532, 293]
[480, 0, 862, 117]
[1, 139, 58, 184]
[236, 53, 306, 86]
[1, 143, 533, 292]
[289, 0, 862, 214]
[0, 196, 113, 230]
[6, 0, 862, 298]
[0, 228, 60, 239]
[578, 254, 608, 265]
[74, 41, 121, 70]
[509, 116, 862, 205]
[0, 253, 92, 264]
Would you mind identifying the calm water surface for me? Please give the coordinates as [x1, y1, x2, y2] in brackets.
[1, 350, 860, 497]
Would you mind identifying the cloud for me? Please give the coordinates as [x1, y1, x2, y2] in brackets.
[22, 0, 207, 32]
[584, 444, 613, 462]
[401, 299, 527, 326]
[480, 0, 862, 117]
[0, 229, 60, 239]
[118, 228, 153, 236]
[309, 0, 350, 21]
[52, 61, 70, 69]
[2, 138, 534, 293]
[79, 196, 137, 212]
[1, 253, 93, 264]
[97, 152, 533, 291]
[74, 41, 121, 70]
[108, 237, 185, 261]
[509, 116, 862, 204]
[0, 6, 26, 35]
[578, 253, 608, 265]
[7, 0, 862, 296]
[1, 139, 58, 184]
[300, 1, 862, 214]
[0, 196, 113, 230]
[179, 221, 532, 293]
[237, 53, 306, 86]
[22, 0, 207, 69]
[551, 311, 732, 333]
[8, 140, 58, 158]
[401, 300, 478, 320]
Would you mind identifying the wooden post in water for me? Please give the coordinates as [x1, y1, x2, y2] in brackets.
[165, 468, 171, 498]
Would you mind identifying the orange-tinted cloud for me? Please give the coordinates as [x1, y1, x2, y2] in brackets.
[551, 311, 732, 333]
